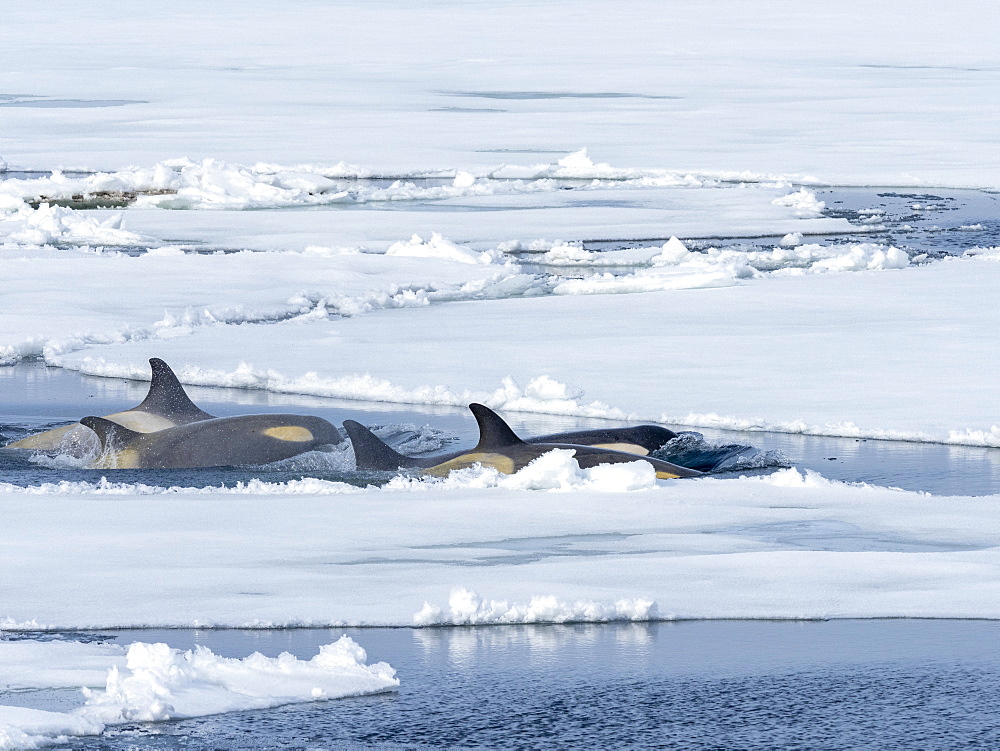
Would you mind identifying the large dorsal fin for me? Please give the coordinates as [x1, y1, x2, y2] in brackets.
[343, 420, 411, 471]
[134, 358, 215, 422]
[469, 403, 526, 450]
[80, 416, 143, 452]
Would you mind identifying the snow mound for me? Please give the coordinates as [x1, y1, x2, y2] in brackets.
[413, 587, 658, 626]
[551, 239, 909, 295]
[0, 637, 397, 749]
[536, 242, 664, 267]
[963, 246, 1000, 260]
[81, 637, 397, 723]
[0, 153, 824, 215]
[129, 158, 351, 210]
[806, 244, 909, 272]
[771, 188, 826, 217]
[0, 203, 147, 246]
[386, 232, 496, 264]
[553, 237, 750, 294]
[947, 425, 1000, 447]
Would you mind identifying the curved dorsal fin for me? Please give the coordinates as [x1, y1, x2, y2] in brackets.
[469, 403, 525, 450]
[134, 358, 215, 422]
[343, 420, 411, 471]
[80, 416, 142, 452]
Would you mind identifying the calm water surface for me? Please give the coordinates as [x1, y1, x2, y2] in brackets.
[5, 620, 995, 750]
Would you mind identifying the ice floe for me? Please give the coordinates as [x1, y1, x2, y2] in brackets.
[81, 638, 397, 722]
[2, 464, 1000, 629]
[0, 245, 518, 365]
[3, 0, 1000, 666]
[39, 244, 1000, 449]
[0, 637, 396, 749]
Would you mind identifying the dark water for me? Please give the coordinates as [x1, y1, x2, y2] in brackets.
[2, 363, 1000, 495]
[10, 620, 999, 750]
[582, 187, 1000, 259]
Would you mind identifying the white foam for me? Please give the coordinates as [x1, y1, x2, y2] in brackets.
[0, 451, 662, 497]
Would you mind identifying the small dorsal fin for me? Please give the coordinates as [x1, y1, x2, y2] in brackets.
[343, 420, 411, 471]
[134, 358, 215, 422]
[469, 404, 525, 450]
[80, 416, 142, 452]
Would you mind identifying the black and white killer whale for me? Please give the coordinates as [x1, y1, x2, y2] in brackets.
[81, 413, 344, 469]
[6, 358, 214, 451]
[344, 415, 679, 472]
[347, 404, 700, 479]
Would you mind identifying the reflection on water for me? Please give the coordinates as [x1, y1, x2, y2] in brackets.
[19, 620, 1000, 749]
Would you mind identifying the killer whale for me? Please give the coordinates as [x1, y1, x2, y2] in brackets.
[6, 358, 214, 451]
[343, 419, 679, 473]
[81, 413, 343, 469]
[348, 404, 700, 479]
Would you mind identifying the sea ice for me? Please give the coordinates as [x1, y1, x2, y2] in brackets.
[41, 249, 998, 448]
[0, 637, 397, 750]
[1, 0, 998, 644]
[1, 463, 999, 629]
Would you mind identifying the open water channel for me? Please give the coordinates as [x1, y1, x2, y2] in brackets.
[2, 363, 1000, 749]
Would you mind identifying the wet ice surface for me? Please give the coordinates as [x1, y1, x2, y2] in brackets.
[3, 363, 999, 495]
[9, 621, 1000, 750]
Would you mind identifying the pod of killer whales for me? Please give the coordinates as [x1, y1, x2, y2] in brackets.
[5, 359, 703, 478]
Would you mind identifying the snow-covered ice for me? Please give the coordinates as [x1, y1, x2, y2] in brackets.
[0, 637, 397, 749]
[1, 457, 999, 630]
[31, 247, 999, 447]
[2, 0, 999, 661]
[2, 1, 999, 188]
